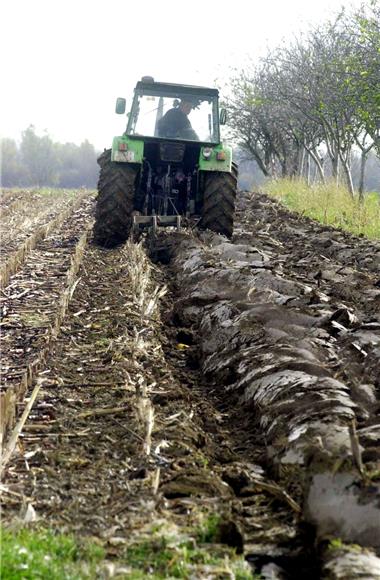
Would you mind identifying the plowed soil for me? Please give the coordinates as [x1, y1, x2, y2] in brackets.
[1, 189, 380, 579]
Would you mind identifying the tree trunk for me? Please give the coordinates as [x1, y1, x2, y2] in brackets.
[248, 146, 270, 178]
[340, 157, 355, 197]
[291, 148, 300, 177]
[299, 148, 305, 178]
[352, 135, 374, 203]
[305, 151, 311, 186]
[306, 148, 325, 184]
[331, 156, 339, 183]
[270, 155, 278, 178]
[358, 150, 366, 202]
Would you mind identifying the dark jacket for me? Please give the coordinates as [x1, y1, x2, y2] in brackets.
[157, 108, 197, 139]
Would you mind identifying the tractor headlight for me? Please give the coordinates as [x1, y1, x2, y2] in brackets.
[202, 147, 213, 159]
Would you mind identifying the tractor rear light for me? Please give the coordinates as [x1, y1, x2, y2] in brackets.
[118, 142, 128, 151]
[202, 147, 213, 159]
[216, 150, 226, 161]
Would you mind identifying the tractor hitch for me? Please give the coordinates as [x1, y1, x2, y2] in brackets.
[132, 214, 181, 235]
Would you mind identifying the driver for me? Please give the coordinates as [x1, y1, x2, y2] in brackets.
[157, 98, 199, 140]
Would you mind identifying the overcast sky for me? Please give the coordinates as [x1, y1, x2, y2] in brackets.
[2, 0, 365, 150]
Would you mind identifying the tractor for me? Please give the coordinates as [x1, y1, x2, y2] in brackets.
[93, 76, 238, 247]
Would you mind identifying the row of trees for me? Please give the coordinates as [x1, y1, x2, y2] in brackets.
[225, 1, 380, 197]
[237, 150, 380, 192]
[2, 126, 99, 188]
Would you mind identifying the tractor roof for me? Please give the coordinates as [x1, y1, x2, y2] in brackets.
[135, 79, 219, 99]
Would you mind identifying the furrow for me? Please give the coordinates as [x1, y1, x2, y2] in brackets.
[0, 198, 94, 442]
[0, 191, 93, 288]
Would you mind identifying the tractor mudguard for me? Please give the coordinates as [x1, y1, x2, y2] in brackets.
[111, 136, 144, 164]
[198, 144, 232, 173]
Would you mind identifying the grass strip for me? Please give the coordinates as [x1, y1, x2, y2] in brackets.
[1, 527, 104, 579]
[263, 178, 380, 239]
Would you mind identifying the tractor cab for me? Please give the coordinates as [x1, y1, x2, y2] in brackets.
[116, 77, 224, 145]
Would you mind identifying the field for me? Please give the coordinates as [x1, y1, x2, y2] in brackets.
[1, 188, 380, 578]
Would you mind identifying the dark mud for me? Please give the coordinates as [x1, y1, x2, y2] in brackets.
[149, 191, 380, 575]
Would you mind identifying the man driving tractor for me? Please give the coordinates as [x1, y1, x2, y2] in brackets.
[157, 98, 199, 140]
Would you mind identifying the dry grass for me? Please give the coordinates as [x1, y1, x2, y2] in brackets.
[115, 242, 167, 466]
[262, 178, 380, 239]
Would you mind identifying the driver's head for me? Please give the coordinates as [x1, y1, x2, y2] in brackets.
[179, 99, 194, 115]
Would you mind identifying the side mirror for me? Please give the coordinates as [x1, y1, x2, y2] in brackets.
[219, 108, 227, 125]
[115, 98, 126, 114]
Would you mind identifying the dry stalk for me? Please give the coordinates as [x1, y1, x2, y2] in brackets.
[77, 406, 130, 419]
[152, 468, 161, 494]
[0, 379, 43, 475]
[144, 405, 155, 456]
[52, 228, 90, 338]
[130, 329, 149, 360]
[118, 241, 167, 487]
[0, 197, 25, 220]
[245, 478, 301, 514]
[143, 285, 167, 319]
[349, 419, 365, 478]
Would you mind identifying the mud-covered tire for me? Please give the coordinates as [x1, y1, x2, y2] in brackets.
[92, 149, 139, 248]
[200, 168, 237, 238]
[232, 161, 238, 181]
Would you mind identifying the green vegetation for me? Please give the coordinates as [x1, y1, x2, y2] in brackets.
[120, 516, 253, 579]
[263, 178, 380, 239]
[1, 522, 254, 579]
[197, 513, 222, 543]
[327, 538, 362, 553]
[328, 537, 345, 550]
[123, 536, 252, 579]
[367, 469, 380, 481]
[0, 527, 104, 579]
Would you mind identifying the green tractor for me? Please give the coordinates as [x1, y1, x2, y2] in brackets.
[93, 76, 238, 247]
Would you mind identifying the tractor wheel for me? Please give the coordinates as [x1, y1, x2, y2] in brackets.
[92, 149, 139, 248]
[200, 168, 237, 238]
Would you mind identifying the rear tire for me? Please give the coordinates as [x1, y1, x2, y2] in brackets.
[200, 169, 237, 238]
[92, 149, 139, 248]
